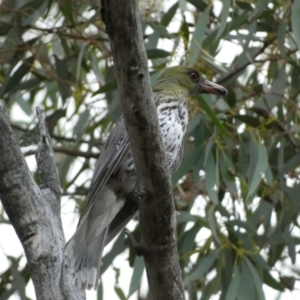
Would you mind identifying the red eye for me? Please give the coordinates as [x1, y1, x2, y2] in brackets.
[189, 72, 199, 82]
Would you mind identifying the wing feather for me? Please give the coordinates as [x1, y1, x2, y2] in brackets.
[79, 118, 130, 222]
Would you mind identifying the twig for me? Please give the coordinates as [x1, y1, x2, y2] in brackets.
[35, 107, 61, 214]
[24, 146, 99, 159]
[217, 35, 277, 84]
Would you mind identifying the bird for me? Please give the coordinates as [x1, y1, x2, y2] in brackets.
[64, 65, 228, 290]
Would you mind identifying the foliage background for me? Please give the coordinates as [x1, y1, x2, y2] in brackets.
[0, 0, 300, 299]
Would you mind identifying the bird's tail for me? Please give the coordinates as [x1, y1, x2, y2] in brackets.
[64, 185, 126, 290]
[64, 220, 108, 290]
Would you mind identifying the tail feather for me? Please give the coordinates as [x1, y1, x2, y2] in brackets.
[105, 200, 138, 246]
[64, 185, 130, 290]
[65, 227, 108, 290]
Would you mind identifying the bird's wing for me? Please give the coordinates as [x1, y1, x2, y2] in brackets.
[79, 117, 130, 224]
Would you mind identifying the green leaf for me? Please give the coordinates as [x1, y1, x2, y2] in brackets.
[22, 0, 48, 25]
[128, 258, 144, 297]
[204, 129, 216, 166]
[197, 95, 233, 139]
[244, 256, 265, 300]
[54, 56, 71, 102]
[101, 231, 126, 274]
[60, 0, 74, 24]
[94, 81, 118, 95]
[3, 56, 35, 95]
[148, 23, 173, 38]
[225, 219, 256, 235]
[180, 15, 190, 51]
[247, 142, 268, 200]
[76, 43, 86, 83]
[161, 2, 178, 27]
[1, 27, 22, 60]
[254, 67, 286, 110]
[186, 5, 210, 66]
[218, 150, 238, 196]
[277, 23, 287, 59]
[176, 211, 200, 225]
[207, 205, 220, 244]
[186, 114, 201, 134]
[278, 153, 300, 178]
[172, 145, 203, 185]
[17, 77, 42, 91]
[114, 286, 126, 300]
[250, 201, 272, 230]
[90, 52, 104, 83]
[183, 249, 219, 284]
[58, 155, 75, 187]
[97, 281, 104, 300]
[146, 31, 160, 50]
[215, 0, 230, 41]
[146, 49, 171, 59]
[13, 91, 33, 116]
[203, 15, 247, 51]
[233, 114, 261, 128]
[237, 260, 255, 300]
[262, 269, 284, 291]
[291, 0, 300, 50]
[73, 109, 90, 136]
[178, 225, 200, 255]
[187, 0, 209, 12]
[282, 228, 296, 264]
[254, 0, 272, 19]
[225, 265, 240, 300]
[205, 152, 218, 204]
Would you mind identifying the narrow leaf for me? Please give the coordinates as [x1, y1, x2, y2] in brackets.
[146, 49, 170, 59]
[183, 249, 219, 284]
[161, 2, 178, 27]
[128, 258, 144, 297]
[114, 286, 126, 300]
[278, 153, 300, 178]
[3, 56, 35, 94]
[187, 6, 210, 66]
[215, 0, 230, 41]
[225, 265, 240, 300]
[291, 0, 300, 50]
[205, 152, 218, 204]
[197, 95, 233, 139]
[247, 142, 268, 200]
[244, 256, 265, 300]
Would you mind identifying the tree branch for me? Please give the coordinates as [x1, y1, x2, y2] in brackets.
[217, 35, 277, 84]
[24, 146, 100, 159]
[0, 105, 84, 300]
[101, 1, 184, 299]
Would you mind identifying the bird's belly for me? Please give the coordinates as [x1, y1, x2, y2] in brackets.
[122, 107, 187, 173]
[160, 118, 184, 167]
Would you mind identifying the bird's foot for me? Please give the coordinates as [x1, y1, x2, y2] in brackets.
[128, 189, 146, 203]
[124, 229, 144, 257]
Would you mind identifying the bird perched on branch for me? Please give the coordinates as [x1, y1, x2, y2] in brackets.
[64, 66, 227, 290]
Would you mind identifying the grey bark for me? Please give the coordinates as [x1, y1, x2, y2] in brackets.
[101, 1, 185, 299]
[0, 105, 84, 300]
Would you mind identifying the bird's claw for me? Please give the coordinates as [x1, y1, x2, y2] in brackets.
[129, 189, 146, 203]
[124, 229, 144, 257]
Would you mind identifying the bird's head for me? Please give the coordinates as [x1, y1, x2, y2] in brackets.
[154, 66, 228, 97]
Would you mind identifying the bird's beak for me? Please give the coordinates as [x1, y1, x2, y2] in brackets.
[201, 80, 228, 95]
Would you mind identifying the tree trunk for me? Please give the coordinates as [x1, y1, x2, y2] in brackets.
[101, 1, 185, 299]
[0, 106, 85, 300]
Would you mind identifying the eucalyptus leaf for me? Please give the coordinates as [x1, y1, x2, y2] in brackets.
[183, 249, 219, 284]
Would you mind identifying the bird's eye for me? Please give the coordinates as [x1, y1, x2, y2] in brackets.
[189, 72, 199, 82]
